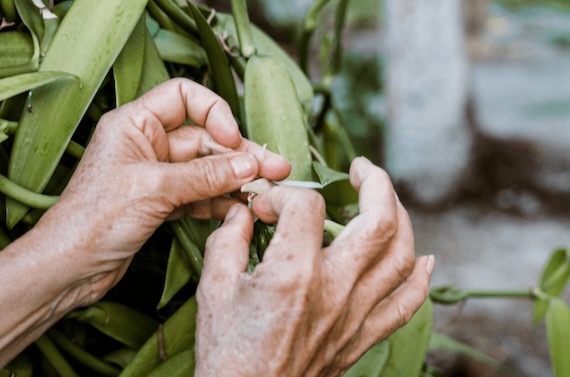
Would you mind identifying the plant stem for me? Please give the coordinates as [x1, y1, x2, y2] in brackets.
[324, 219, 344, 238]
[48, 329, 121, 377]
[35, 335, 79, 377]
[170, 220, 203, 277]
[329, 0, 349, 77]
[231, 0, 256, 57]
[298, 0, 331, 74]
[0, 173, 58, 210]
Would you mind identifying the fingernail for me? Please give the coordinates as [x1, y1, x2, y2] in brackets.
[226, 204, 241, 220]
[426, 255, 435, 275]
[359, 156, 372, 164]
[231, 154, 257, 178]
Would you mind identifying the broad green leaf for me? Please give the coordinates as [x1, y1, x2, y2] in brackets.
[0, 71, 77, 102]
[313, 161, 349, 186]
[157, 238, 194, 309]
[120, 297, 197, 377]
[244, 55, 312, 180]
[154, 28, 207, 66]
[69, 301, 158, 350]
[137, 28, 171, 98]
[6, 0, 148, 228]
[214, 13, 314, 111]
[188, 2, 242, 122]
[114, 14, 146, 107]
[429, 332, 511, 374]
[0, 32, 34, 77]
[12, 0, 40, 73]
[14, 0, 44, 42]
[344, 341, 389, 377]
[546, 298, 570, 377]
[146, 349, 194, 377]
[534, 248, 570, 323]
[381, 299, 433, 377]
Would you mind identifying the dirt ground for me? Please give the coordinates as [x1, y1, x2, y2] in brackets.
[408, 201, 570, 376]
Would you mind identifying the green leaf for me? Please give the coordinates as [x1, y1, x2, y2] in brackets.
[313, 161, 349, 186]
[231, 0, 256, 57]
[119, 297, 197, 377]
[429, 332, 511, 374]
[114, 14, 147, 107]
[157, 238, 194, 309]
[69, 301, 158, 350]
[546, 298, 570, 377]
[0, 71, 77, 102]
[0, 0, 18, 22]
[6, 0, 148, 228]
[137, 28, 171, 98]
[154, 28, 207, 66]
[0, 31, 34, 77]
[35, 334, 79, 377]
[534, 248, 570, 323]
[244, 55, 313, 180]
[188, 2, 242, 122]
[344, 341, 389, 377]
[14, 0, 44, 43]
[146, 349, 194, 377]
[214, 13, 314, 111]
[381, 299, 433, 377]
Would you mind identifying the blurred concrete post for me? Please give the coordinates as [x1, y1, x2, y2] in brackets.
[384, 0, 472, 205]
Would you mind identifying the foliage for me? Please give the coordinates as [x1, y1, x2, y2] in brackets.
[0, 0, 569, 376]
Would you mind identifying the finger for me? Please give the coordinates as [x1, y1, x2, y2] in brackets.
[321, 202, 416, 350]
[201, 204, 253, 289]
[326, 157, 399, 274]
[167, 125, 291, 181]
[335, 255, 434, 368]
[251, 187, 324, 265]
[234, 139, 291, 181]
[166, 196, 240, 221]
[135, 78, 241, 147]
[158, 152, 259, 208]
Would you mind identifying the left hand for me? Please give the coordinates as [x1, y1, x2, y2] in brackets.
[40, 78, 291, 304]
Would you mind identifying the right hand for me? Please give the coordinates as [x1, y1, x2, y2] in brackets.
[195, 157, 434, 377]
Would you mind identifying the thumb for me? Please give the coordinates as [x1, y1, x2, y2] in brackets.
[161, 152, 259, 207]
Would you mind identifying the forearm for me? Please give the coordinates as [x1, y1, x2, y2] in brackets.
[0, 215, 91, 367]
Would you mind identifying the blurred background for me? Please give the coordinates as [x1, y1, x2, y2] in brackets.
[205, 0, 570, 375]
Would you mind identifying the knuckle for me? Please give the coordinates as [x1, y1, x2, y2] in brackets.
[363, 213, 398, 243]
[200, 158, 226, 193]
[396, 302, 413, 327]
[392, 251, 415, 283]
[286, 188, 325, 213]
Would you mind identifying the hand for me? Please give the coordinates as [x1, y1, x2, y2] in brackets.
[38, 78, 291, 305]
[196, 157, 434, 377]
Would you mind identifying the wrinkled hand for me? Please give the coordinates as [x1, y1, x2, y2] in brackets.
[40, 78, 290, 304]
[196, 157, 434, 377]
